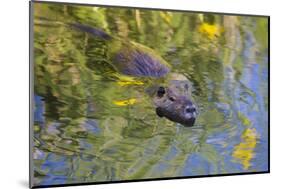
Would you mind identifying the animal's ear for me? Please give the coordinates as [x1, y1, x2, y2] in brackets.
[157, 86, 166, 98]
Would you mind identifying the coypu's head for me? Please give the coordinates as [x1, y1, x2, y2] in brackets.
[149, 79, 197, 127]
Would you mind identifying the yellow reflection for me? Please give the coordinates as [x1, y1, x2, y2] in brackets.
[113, 98, 137, 106]
[232, 128, 258, 170]
[160, 12, 172, 24]
[198, 23, 222, 39]
[115, 74, 144, 86]
[117, 80, 144, 86]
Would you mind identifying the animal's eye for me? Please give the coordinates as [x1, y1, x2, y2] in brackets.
[169, 97, 175, 101]
[157, 87, 165, 97]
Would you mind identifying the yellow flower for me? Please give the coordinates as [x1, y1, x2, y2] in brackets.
[113, 98, 137, 106]
[232, 128, 258, 170]
[198, 23, 222, 39]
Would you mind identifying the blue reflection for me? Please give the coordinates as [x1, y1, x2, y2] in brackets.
[183, 153, 215, 176]
[40, 153, 69, 185]
[34, 94, 45, 123]
[84, 119, 101, 134]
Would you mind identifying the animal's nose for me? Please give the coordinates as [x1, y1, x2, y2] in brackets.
[185, 106, 196, 113]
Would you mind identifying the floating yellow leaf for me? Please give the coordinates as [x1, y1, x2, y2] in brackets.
[113, 98, 137, 106]
[198, 23, 222, 39]
[232, 128, 258, 170]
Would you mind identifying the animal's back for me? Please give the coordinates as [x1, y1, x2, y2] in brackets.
[70, 23, 170, 78]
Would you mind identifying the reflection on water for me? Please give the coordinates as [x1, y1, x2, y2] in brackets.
[32, 2, 269, 186]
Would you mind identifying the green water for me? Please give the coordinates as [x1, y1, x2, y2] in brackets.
[32, 2, 269, 186]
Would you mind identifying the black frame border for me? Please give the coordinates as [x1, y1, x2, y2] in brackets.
[29, 0, 270, 188]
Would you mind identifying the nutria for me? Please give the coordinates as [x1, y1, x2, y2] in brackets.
[70, 23, 198, 127]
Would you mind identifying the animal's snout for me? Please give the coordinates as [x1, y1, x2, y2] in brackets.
[183, 104, 197, 126]
[185, 106, 196, 114]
